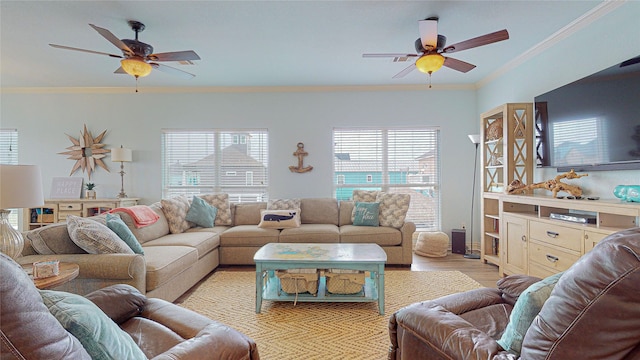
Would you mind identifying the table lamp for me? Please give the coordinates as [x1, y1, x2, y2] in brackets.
[111, 146, 132, 198]
[0, 165, 44, 259]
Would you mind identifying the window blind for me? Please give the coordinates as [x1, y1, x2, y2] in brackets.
[333, 127, 441, 230]
[0, 129, 19, 228]
[162, 129, 269, 202]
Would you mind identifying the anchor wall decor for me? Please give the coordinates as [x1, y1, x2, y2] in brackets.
[289, 142, 313, 173]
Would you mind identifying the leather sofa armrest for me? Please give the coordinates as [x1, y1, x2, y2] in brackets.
[431, 287, 505, 314]
[496, 274, 541, 306]
[150, 323, 260, 360]
[85, 284, 146, 324]
[389, 301, 504, 360]
[142, 298, 219, 339]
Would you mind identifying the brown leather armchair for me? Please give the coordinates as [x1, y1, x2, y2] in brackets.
[1, 253, 259, 360]
[388, 228, 640, 360]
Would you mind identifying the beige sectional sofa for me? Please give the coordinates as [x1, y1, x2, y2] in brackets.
[19, 197, 415, 302]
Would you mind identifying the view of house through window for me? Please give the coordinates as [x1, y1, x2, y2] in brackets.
[162, 129, 269, 202]
[333, 127, 441, 230]
[0, 129, 19, 228]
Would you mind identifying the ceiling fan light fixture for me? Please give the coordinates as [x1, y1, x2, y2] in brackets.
[415, 53, 445, 74]
[120, 57, 152, 78]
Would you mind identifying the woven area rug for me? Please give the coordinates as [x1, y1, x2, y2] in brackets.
[179, 270, 482, 360]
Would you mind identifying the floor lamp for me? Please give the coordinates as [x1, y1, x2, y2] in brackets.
[111, 146, 132, 198]
[465, 134, 481, 259]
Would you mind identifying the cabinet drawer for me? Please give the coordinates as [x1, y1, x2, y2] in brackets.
[529, 221, 582, 251]
[58, 203, 82, 211]
[528, 262, 559, 278]
[529, 241, 580, 273]
[584, 230, 610, 253]
[58, 211, 82, 221]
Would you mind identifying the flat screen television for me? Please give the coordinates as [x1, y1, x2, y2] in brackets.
[535, 55, 640, 172]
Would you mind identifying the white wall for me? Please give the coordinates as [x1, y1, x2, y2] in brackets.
[1, 88, 478, 234]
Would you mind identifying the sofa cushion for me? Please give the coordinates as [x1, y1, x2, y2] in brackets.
[186, 195, 218, 228]
[199, 193, 232, 226]
[300, 198, 339, 225]
[339, 225, 402, 246]
[67, 215, 134, 254]
[279, 224, 340, 243]
[24, 222, 86, 255]
[232, 202, 266, 225]
[258, 209, 301, 229]
[352, 190, 379, 202]
[115, 203, 170, 244]
[106, 213, 144, 255]
[40, 289, 146, 360]
[376, 193, 410, 228]
[339, 200, 355, 226]
[161, 196, 194, 234]
[142, 232, 219, 259]
[267, 198, 301, 210]
[142, 246, 199, 291]
[220, 225, 280, 246]
[353, 202, 380, 226]
[497, 271, 563, 356]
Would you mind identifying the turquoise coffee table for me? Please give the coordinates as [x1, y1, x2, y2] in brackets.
[254, 243, 387, 314]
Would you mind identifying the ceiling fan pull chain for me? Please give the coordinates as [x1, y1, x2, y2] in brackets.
[135, 76, 139, 93]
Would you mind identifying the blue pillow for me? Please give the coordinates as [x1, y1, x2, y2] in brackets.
[105, 213, 144, 255]
[186, 196, 218, 228]
[40, 290, 146, 360]
[353, 202, 380, 226]
[497, 271, 564, 356]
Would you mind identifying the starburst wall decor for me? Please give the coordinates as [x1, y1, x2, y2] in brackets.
[59, 124, 111, 179]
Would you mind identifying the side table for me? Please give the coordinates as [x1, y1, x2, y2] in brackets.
[23, 262, 80, 290]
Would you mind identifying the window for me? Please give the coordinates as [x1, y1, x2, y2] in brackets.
[162, 129, 268, 202]
[0, 129, 19, 228]
[333, 127, 441, 230]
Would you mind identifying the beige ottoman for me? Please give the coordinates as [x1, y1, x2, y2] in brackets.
[414, 231, 449, 258]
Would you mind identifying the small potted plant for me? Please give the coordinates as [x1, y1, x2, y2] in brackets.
[85, 182, 96, 199]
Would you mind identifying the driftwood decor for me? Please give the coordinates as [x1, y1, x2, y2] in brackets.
[289, 142, 313, 173]
[58, 124, 110, 180]
[506, 169, 588, 198]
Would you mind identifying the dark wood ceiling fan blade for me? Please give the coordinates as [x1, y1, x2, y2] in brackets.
[443, 57, 476, 73]
[363, 53, 418, 58]
[392, 63, 417, 78]
[148, 50, 201, 62]
[89, 23, 133, 56]
[150, 63, 195, 79]
[443, 29, 509, 54]
[620, 56, 640, 67]
[418, 18, 438, 50]
[49, 44, 123, 58]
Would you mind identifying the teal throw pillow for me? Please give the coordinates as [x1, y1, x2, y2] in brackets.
[40, 290, 146, 360]
[497, 271, 564, 356]
[105, 213, 144, 255]
[186, 195, 218, 228]
[353, 202, 380, 226]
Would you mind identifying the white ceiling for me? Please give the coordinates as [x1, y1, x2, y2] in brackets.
[1, 1, 604, 89]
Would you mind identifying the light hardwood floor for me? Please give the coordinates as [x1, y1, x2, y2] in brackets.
[404, 252, 501, 288]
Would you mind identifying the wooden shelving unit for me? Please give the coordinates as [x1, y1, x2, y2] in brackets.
[24, 198, 139, 230]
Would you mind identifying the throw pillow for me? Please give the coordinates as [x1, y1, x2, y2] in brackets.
[40, 290, 146, 360]
[105, 213, 144, 255]
[258, 209, 301, 229]
[185, 195, 218, 228]
[497, 271, 564, 356]
[161, 195, 194, 234]
[352, 190, 379, 203]
[199, 193, 232, 226]
[352, 202, 380, 226]
[376, 192, 411, 228]
[67, 215, 134, 254]
[267, 198, 301, 210]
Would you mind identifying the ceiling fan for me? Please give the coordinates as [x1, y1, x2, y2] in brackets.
[363, 17, 509, 86]
[49, 20, 201, 82]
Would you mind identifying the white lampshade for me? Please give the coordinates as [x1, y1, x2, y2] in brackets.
[0, 164, 45, 209]
[111, 147, 132, 162]
[468, 134, 481, 144]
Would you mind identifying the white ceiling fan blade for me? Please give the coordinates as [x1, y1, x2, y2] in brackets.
[89, 24, 133, 56]
[49, 44, 123, 58]
[418, 18, 438, 51]
[392, 63, 417, 79]
[151, 63, 195, 79]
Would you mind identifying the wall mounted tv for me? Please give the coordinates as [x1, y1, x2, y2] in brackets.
[535, 55, 640, 172]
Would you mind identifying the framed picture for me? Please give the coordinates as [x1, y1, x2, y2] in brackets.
[50, 177, 83, 199]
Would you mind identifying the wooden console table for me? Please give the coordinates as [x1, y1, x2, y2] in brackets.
[24, 198, 140, 230]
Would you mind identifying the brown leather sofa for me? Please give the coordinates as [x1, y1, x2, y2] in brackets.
[0, 253, 259, 360]
[388, 228, 640, 360]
